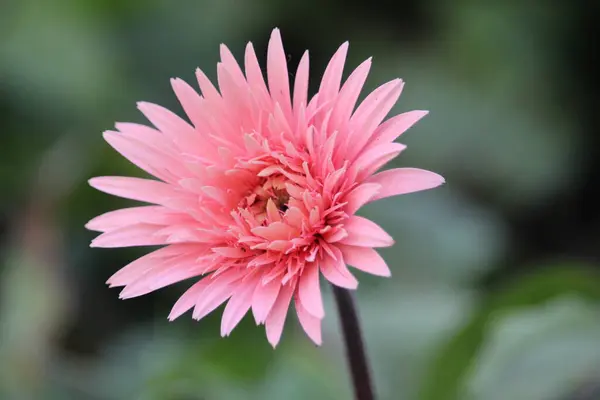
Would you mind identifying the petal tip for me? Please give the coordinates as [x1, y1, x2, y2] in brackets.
[84, 220, 98, 231]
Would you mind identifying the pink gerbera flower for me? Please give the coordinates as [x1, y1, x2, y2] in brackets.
[87, 28, 444, 347]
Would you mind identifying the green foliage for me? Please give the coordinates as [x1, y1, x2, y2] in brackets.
[420, 265, 600, 400]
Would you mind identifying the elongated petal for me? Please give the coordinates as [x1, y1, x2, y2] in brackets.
[330, 58, 371, 130]
[114, 123, 176, 153]
[195, 67, 221, 102]
[119, 259, 207, 299]
[295, 295, 322, 345]
[170, 78, 208, 131]
[252, 278, 281, 324]
[346, 80, 404, 160]
[350, 79, 403, 128]
[317, 42, 348, 108]
[221, 278, 257, 336]
[267, 29, 292, 116]
[344, 183, 381, 214]
[367, 168, 445, 201]
[192, 270, 245, 320]
[244, 42, 270, 100]
[137, 102, 198, 150]
[320, 249, 358, 289]
[219, 44, 247, 88]
[265, 283, 294, 348]
[89, 176, 178, 205]
[293, 51, 310, 114]
[338, 244, 391, 277]
[103, 131, 174, 182]
[90, 224, 167, 248]
[298, 262, 324, 318]
[107, 247, 172, 287]
[169, 278, 211, 320]
[372, 110, 428, 144]
[340, 216, 394, 248]
[350, 142, 407, 181]
[86, 206, 182, 232]
[193, 284, 235, 321]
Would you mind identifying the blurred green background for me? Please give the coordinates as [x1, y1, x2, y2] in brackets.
[1, 0, 600, 399]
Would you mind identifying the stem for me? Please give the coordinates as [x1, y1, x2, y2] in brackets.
[332, 285, 375, 400]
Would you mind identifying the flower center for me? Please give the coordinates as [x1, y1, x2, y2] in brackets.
[238, 175, 291, 224]
[272, 188, 290, 212]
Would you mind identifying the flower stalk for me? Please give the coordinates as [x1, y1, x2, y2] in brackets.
[333, 285, 375, 400]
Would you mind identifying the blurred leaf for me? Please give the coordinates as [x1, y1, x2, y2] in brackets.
[466, 297, 600, 400]
[419, 264, 600, 400]
[369, 41, 577, 210]
[0, 249, 70, 399]
[251, 341, 349, 400]
[361, 187, 507, 284]
[200, 319, 275, 382]
[0, 0, 119, 115]
[320, 284, 473, 400]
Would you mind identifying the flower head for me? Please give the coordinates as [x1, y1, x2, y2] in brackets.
[87, 29, 444, 347]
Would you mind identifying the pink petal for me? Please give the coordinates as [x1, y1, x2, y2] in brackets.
[244, 42, 270, 101]
[319, 249, 358, 289]
[367, 168, 445, 202]
[338, 244, 391, 277]
[351, 142, 407, 181]
[114, 123, 177, 153]
[372, 110, 429, 144]
[193, 284, 235, 321]
[252, 278, 281, 324]
[295, 295, 322, 345]
[285, 206, 306, 229]
[267, 29, 292, 117]
[119, 258, 207, 299]
[344, 183, 381, 214]
[266, 199, 282, 222]
[317, 41, 348, 108]
[251, 222, 294, 241]
[340, 216, 394, 248]
[219, 44, 247, 88]
[107, 247, 172, 287]
[85, 206, 180, 232]
[298, 262, 325, 319]
[103, 131, 174, 183]
[221, 278, 257, 336]
[217, 63, 245, 106]
[90, 223, 166, 248]
[347, 80, 404, 160]
[267, 240, 293, 252]
[168, 278, 212, 320]
[350, 79, 402, 128]
[322, 227, 348, 243]
[170, 78, 208, 131]
[137, 102, 197, 148]
[212, 246, 249, 259]
[330, 57, 371, 130]
[293, 50, 310, 114]
[200, 185, 230, 206]
[89, 176, 178, 205]
[192, 270, 245, 320]
[265, 283, 294, 348]
[195, 67, 222, 103]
